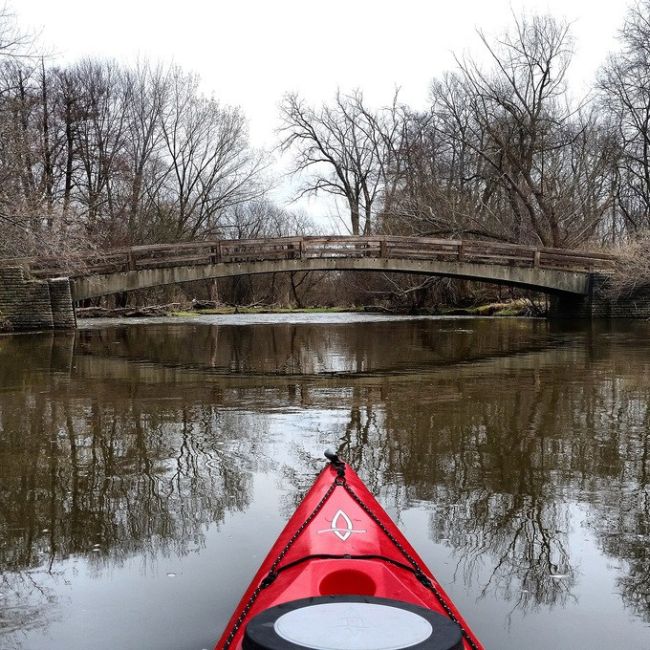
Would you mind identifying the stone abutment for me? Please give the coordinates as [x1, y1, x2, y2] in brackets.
[549, 273, 650, 319]
[0, 267, 76, 332]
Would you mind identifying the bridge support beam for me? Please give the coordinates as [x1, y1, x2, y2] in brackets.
[70, 257, 591, 301]
[0, 267, 76, 332]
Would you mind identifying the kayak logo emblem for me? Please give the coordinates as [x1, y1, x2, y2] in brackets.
[318, 509, 366, 542]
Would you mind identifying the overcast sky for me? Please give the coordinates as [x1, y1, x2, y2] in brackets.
[13, 0, 633, 223]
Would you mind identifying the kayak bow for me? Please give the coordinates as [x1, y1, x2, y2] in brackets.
[215, 452, 484, 650]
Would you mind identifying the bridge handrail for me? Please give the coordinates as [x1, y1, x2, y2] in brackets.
[5, 236, 616, 278]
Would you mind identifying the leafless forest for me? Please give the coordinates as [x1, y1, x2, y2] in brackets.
[1, 4, 650, 307]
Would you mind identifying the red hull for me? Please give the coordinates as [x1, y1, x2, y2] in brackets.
[215, 460, 483, 650]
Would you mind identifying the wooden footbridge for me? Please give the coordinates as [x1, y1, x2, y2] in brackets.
[18, 235, 614, 301]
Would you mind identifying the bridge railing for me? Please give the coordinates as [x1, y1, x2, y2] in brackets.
[15, 236, 616, 278]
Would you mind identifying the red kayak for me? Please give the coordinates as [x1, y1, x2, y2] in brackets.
[215, 452, 484, 650]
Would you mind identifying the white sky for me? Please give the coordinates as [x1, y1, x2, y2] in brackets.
[13, 0, 632, 224]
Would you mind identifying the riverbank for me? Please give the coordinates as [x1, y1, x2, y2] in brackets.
[75, 298, 541, 319]
[75, 304, 367, 319]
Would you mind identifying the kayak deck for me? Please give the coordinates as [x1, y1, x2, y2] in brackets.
[215, 456, 483, 650]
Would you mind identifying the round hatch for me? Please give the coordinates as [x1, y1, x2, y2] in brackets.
[243, 595, 463, 650]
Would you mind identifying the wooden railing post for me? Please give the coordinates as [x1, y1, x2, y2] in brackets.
[128, 251, 136, 271]
[458, 242, 464, 262]
[533, 250, 541, 267]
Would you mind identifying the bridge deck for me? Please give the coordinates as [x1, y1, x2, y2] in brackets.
[0, 236, 616, 300]
[12, 236, 615, 279]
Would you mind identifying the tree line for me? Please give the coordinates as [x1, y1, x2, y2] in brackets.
[280, 4, 650, 249]
[1, 3, 650, 303]
[0, 56, 276, 256]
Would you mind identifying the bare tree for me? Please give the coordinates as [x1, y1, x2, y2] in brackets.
[222, 199, 314, 240]
[0, 4, 31, 61]
[120, 62, 168, 243]
[452, 15, 578, 246]
[381, 14, 616, 248]
[0, 55, 270, 256]
[153, 68, 267, 241]
[279, 90, 401, 235]
[599, 0, 650, 234]
[71, 59, 130, 240]
[379, 80, 507, 240]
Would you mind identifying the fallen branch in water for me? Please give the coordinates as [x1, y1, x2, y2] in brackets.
[76, 303, 182, 318]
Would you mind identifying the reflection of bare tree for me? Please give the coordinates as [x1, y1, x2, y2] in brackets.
[379, 340, 650, 616]
[445, 494, 574, 612]
[372, 370, 578, 611]
[2, 318, 650, 642]
[0, 569, 60, 646]
[597, 490, 650, 620]
[256, 324, 650, 622]
[589, 390, 650, 621]
[279, 384, 406, 517]
[0, 335, 262, 639]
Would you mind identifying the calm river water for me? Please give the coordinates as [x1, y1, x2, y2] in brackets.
[0, 314, 649, 649]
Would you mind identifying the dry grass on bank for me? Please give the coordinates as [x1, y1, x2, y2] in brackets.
[606, 236, 650, 299]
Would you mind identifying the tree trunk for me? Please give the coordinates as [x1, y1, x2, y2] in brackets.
[290, 272, 303, 308]
[349, 200, 360, 235]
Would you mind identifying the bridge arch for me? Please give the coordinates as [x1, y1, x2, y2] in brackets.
[19, 235, 610, 300]
[5, 237, 637, 329]
[70, 255, 591, 301]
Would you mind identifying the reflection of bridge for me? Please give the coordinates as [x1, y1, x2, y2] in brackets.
[24, 236, 614, 300]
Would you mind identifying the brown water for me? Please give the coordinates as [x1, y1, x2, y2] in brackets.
[0, 314, 649, 649]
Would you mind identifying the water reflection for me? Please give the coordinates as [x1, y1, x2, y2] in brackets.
[0, 318, 649, 648]
[74, 318, 571, 376]
[0, 332, 257, 644]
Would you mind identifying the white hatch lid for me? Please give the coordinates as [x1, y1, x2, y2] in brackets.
[273, 602, 433, 650]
